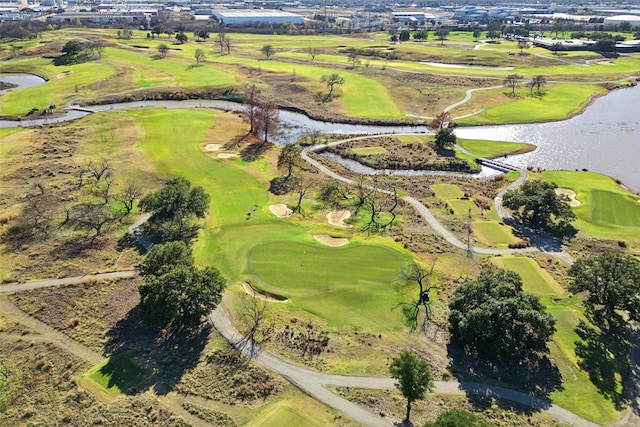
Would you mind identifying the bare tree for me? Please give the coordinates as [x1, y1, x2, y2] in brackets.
[157, 43, 169, 58]
[224, 37, 232, 55]
[504, 74, 522, 96]
[291, 174, 315, 215]
[243, 85, 261, 134]
[320, 73, 344, 100]
[361, 181, 398, 233]
[68, 202, 116, 244]
[240, 292, 269, 345]
[347, 50, 359, 68]
[529, 75, 547, 95]
[194, 48, 206, 65]
[277, 143, 304, 179]
[85, 158, 112, 182]
[309, 47, 318, 60]
[395, 261, 440, 331]
[216, 32, 226, 54]
[254, 100, 279, 143]
[118, 183, 143, 217]
[261, 44, 275, 59]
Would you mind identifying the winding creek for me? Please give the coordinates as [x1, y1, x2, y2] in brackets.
[2, 73, 640, 191]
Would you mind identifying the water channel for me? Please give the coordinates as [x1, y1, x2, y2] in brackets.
[2, 74, 639, 191]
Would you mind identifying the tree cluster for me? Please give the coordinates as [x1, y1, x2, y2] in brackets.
[243, 85, 280, 143]
[448, 268, 556, 363]
[55, 39, 103, 66]
[138, 241, 225, 327]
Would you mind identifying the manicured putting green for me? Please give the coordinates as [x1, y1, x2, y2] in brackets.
[590, 190, 640, 226]
[492, 256, 564, 297]
[250, 241, 403, 293]
[81, 355, 145, 396]
[431, 183, 464, 199]
[473, 221, 518, 246]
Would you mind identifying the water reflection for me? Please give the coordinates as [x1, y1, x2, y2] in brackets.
[456, 84, 640, 192]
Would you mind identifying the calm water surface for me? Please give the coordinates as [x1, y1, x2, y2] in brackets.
[456, 83, 640, 192]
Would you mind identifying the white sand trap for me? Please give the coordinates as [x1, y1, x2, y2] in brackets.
[326, 210, 352, 228]
[242, 282, 287, 302]
[269, 203, 293, 218]
[217, 152, 238, 159]
[204, 143, 221, 151]
[556, 188, 581, 206]
[314, 234, 349, 247]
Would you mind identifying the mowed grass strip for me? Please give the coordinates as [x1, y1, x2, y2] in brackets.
[547, 305, 619, 424]
[456, 138, 536, 158]
[492, 256, 564, 296]
[79, 355, 145, 402]
[473, 221, 519, 247]
[350, 146, 388, 155]
[431, 183, 464, 199]
[447, 199, 480, 216]
[247, 403, 321, 427]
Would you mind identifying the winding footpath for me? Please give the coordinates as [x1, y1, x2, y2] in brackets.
[5, 74, 631, 425]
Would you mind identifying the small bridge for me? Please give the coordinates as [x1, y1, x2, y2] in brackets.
[477, 157, 519, 173]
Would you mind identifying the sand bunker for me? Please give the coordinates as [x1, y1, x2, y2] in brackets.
[313, 234, 349, 247]
[556, 188, 581, 206]
[56, 71, 71, 79]
[217, 153, 238, 159]
[326, 210, 352, 228]
[204, 143, 221, 151]
[269, 204, 293, 218]
[242, 282, 287, 302]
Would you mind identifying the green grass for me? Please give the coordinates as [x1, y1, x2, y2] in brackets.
[447, 199, 480, 216]
[246, 402, 322, 427]
[542, 171, 640, 241]
[591, 190, 640, 226]
[473, 221, 519, 247]
[80, 355, 145, 397]
[350, 146, 388, 155]
[547, 305, 619, 424]
[456, 138, 535, 158]
[458, 84, 608, 125]
[250, 241, 407, 329]
[489, 255, 618, 423]
[431, 183, 464, 199]
[492, 256, 564, 297]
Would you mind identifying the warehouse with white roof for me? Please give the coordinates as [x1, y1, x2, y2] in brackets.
[603, 15, 640, 28]
[211, 8, 303, 25]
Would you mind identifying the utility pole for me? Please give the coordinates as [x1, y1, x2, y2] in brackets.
[467, 207, 472, 255]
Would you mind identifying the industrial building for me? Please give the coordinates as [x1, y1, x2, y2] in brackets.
[210, 8, 304, 25]
[603, 15, 640, 28]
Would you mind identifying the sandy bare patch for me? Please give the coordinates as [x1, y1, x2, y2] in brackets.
[597, 60, 614, 65]
[556, 188, 581, 206]
[217, 152, 238, 159]
[313, 234, 349, 247]
[242, 282, 287, 302]
[56, 71, 71, 79]
[326, 210, 352, 228]
[204, 143, 221, 151]
[269, 203, 293, 218]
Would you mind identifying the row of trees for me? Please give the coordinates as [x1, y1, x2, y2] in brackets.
[503, 74, 547, 96]
[137, 177, 226, 328]
[243, 85, 280, 143]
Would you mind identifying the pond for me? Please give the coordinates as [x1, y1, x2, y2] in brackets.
[456, 83, 640, 192]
